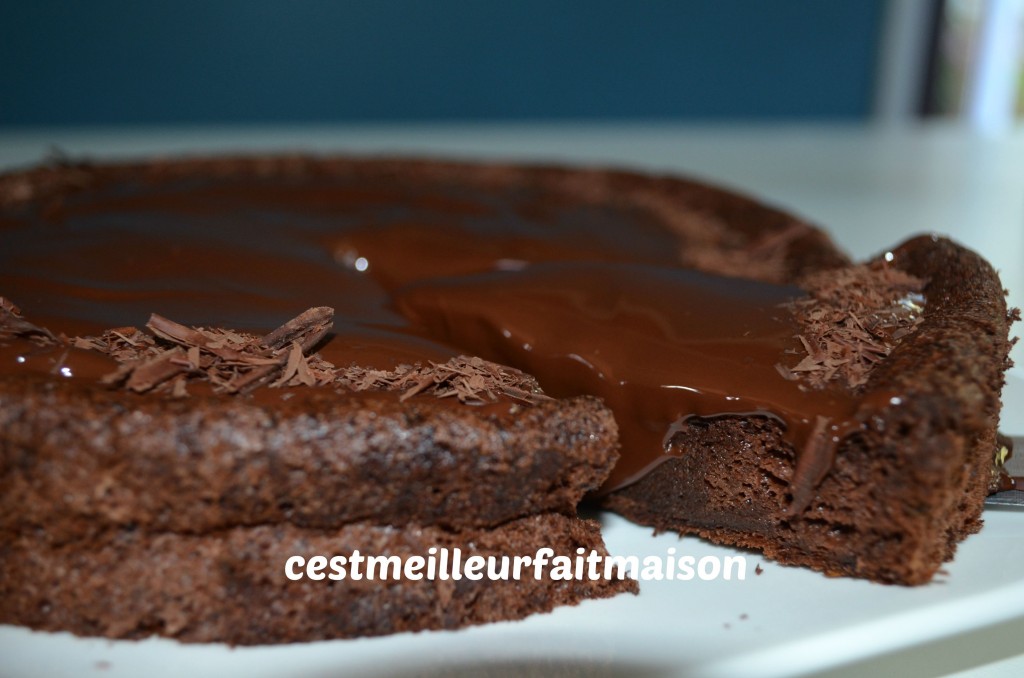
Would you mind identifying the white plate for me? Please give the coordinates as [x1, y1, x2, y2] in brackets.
[2, 376, 1022, 678]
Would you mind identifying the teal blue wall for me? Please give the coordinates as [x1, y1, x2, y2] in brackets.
[0, 0, 885, 126]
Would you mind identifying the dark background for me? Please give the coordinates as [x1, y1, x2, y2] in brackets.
[0, 0, 885, 126]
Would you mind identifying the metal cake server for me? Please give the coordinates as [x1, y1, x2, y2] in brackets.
[985, 436, 1024, 508]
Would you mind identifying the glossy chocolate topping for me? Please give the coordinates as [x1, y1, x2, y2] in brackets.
[0, 161, 872, 498]
[395, 263, 871, 494]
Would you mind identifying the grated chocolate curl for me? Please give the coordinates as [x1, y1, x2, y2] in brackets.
[782, 261, 927, 389]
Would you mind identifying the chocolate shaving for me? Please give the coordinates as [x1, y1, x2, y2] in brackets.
[226, 307, 333, 394]
[28, 303, 547, 406]
[271, 343, 305, 388]
[261, 306, 333, 350]
[90, 308, 335, 396]
[77, 328, 155, 362]
[781, 262, 927, 389]
[147, 314, 265, 364]
[336, 356, 552, 406]
[787, 415, 835, 515]
[123, 348, 192, 393]
[0, 296, 58, 344]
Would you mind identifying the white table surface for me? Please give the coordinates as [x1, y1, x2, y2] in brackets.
[1, 123, 1022, 677]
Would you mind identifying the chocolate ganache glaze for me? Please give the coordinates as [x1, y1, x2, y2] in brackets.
[0, 158, 881, 500]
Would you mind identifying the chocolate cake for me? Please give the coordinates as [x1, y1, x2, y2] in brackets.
[0, 155, 1015, 643]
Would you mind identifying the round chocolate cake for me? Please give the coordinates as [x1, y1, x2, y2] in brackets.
[0, 156, 1014, 643]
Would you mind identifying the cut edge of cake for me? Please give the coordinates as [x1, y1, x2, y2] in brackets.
[602, 235, 1015, 585]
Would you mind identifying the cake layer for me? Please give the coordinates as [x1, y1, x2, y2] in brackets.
[0, 374, 616, 539]
[0, 513, 636, 644]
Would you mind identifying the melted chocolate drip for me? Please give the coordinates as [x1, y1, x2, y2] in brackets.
[394, 262, 866, 495]
[0, 167, 880, 499]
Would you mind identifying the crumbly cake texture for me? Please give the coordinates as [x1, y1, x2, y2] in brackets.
[0, 372, 617, 540]
[0, 514, 635, 644]
[602, 236, 1015, 585]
